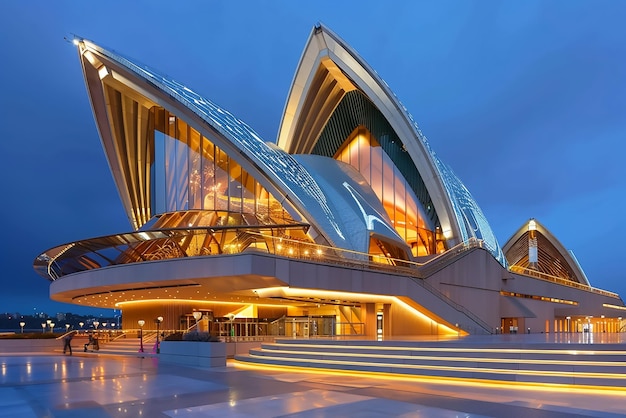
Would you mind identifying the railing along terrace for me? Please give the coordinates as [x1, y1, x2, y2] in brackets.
[508, 265, 619, 299]
[36, 226, 486, 282]
[36, 226, 495, 332]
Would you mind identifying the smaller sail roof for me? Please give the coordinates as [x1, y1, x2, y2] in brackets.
[503, 219, 590, 286]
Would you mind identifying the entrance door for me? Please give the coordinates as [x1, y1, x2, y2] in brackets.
[501, 318, 519, 334]
[376, 312, 383, 341]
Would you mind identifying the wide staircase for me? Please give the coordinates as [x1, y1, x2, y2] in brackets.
[235, 338, 626, 388]
[81, 332, 158, 356]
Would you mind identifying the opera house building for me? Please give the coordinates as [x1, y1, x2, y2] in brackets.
[35, 24, 625, 339]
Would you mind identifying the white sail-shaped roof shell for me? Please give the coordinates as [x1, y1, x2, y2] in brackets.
[76, 38, 407, 255]
[277, 24, 506, 266]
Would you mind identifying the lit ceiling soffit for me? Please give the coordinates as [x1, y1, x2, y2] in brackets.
[71, 282, 201, 301]
[75, 38, 357, 251]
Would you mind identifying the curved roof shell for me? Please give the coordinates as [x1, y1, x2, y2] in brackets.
[276, 24, 505, 266]
[502, 219, 590, 286]
[74, 38, 406, 255]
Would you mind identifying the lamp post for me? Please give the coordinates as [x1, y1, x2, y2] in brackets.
[79, 322, 84, 330]
[93, 321, 99, 331]
[155, 316, 163, 354]
[49, 322, 55, 333]
[19, 322, 25, 333]
[193, 311, 202, 330]
[566, 316, 571, 333]
[65, 324, 70, 333]
[138, 320, 145, 353]
[41, 323, 46, 333]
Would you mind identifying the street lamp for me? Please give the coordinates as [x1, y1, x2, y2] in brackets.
[49, 322, 55, 333]
[193, 311, 202, 330]
[138, 320, 145, 353]
[65, 324, 70, 333]
[41, 323, 46, 333]
[93, 321, 99, 330]
[79, 322, 84, 330]
[19, 322, 25, 333]
[155, 316, 163, 354]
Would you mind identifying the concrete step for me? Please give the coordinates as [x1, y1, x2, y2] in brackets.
[85, 336, 157, 355]
[247, 349, 626, 373]
[235, 339, 626, 387]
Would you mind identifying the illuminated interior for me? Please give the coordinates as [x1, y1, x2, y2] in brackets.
[336, 127, 437, 256]
[100, 75, 297, 230]
[150, 109, 295, 225]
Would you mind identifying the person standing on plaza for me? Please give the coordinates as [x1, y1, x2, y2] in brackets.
[63, 331, 74, 355]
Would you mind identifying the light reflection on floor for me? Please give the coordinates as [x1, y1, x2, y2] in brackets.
[0, 353, 624, 417]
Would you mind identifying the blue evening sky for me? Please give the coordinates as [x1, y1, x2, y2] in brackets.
[0, 1, 624, 315]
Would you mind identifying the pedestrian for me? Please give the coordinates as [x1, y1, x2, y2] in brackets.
[63, 331, 74, 355]
[84, 333, 94, 352]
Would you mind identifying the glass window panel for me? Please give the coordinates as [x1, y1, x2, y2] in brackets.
[382, 152, 395, 220]
[229, 161, 243, 214]
[331, 126, 438, 255]
[213, 150, 229, 211]
[165, 132, 177, 211]
[359, 132, 371, 180]
[242, 173, 255, 214]
[174, 136, 189, 210]
[349, 133, 360, 169]
[394, 171, 407, 241]
[202, 137, 216, 211]
[148, 109, 296, 227]
[369, 146, 383, 198]
[153, 131, 166, 214]
[189, 128, 202, 209]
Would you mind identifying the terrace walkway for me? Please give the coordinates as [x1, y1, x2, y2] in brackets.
[1, 334, 625, 417]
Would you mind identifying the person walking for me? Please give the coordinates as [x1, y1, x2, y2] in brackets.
[63, 331, 74, 355]
[84, 333, 94, 352]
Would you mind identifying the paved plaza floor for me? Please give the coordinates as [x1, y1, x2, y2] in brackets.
[0, 349, 625, 417]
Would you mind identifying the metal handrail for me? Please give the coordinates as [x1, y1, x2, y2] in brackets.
[36, 224, 488, 282]
[509, 266, 620, 299]
[408, 275, 493, 334]
[184, 323, 200, 333]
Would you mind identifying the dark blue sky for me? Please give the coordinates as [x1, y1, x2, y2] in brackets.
[1, 1, 625, 315]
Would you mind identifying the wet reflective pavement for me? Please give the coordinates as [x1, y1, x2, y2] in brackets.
[0, 351, 625, 417]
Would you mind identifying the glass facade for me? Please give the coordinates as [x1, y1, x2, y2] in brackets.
[336, 127, 435, 256]
[150, 108, 292, 226]
[432, 157, 507, 266]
